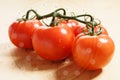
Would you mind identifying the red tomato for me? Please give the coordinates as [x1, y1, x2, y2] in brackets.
[72, 34, 115, 70]
[32, 24, 75, 61]
[8, 20, 42, 49]
[58, 19, 85, 36]
[66, 20, 85, 36]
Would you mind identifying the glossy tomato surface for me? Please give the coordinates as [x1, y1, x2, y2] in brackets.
[72, 34, 115, 70]
[32, 25, 75, 61]
[58, 19, 85, 36]
[8, 20, 42, 49]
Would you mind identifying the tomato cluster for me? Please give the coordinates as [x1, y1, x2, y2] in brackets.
[8, 8, 115, 70]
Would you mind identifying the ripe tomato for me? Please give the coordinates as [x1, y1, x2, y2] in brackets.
[58, 19, 85, 36]
[8, 19, 42, 49]
[32, 24, 75, 61]
[72, 34, 115, 70]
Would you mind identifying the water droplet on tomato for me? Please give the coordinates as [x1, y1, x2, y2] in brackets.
[99, 38, 107, 43]
[90, 59, 96, 65]
[11, 33, 17, 39]
[61, 29, 67, 34]
[71, 22, 76, 26]
[19, 42, 24, 47]
[34, 24, 40, 28]
[67, 23, 72, 27]
[97, 42, 102, 48]
[86, 48, 92, 54]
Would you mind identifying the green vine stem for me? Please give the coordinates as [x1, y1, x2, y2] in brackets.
[17, 9, 40, 21]
[49, 8, 67, 26]
[49, 12, 58, 26]
[48, 12, 94, 26]
[49, 12, 95, 26]
[25, 9, 40, 20]
[17, 8, 66, 21]
[20, 8, 94, 26]
[17, 8, 102, 35]
[37, 8, 66, 20]
[54, 8, 66, 15]
[39, 8, 102, 35]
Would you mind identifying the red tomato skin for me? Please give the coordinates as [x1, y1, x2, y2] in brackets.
[32, 26, 75, 61]
[8, 20, 42, 49]
[58, 19, 85, 36]
[72, 35, 115, 70]
[67, 20, 85, 36]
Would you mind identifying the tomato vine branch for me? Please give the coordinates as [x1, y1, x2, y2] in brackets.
[18, 8, 102, 35]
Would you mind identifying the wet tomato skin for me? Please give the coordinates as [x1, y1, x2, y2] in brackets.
[72, 34, 115, 70]
[58, 19, 85, 36]
[8, 20, 42, 49]
[32, 25, 75, 61]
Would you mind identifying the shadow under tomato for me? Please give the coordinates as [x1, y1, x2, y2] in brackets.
[10, 47, 61, 71]
[55, 58, 102, 80]
[10, 46, 102, 80]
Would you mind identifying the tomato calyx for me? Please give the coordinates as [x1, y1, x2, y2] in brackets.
[83, 19, 103, 36]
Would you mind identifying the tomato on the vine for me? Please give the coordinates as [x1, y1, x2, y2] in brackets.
[8, 19, 42, 49]
[72, 33, 115, 70]
[58, 19, 85, 36]
[32, 24, 75, 61]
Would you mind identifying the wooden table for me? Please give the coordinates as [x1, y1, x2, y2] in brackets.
[0, 0, 120, 80]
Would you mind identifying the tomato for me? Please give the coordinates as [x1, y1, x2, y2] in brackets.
[8, 19, 42, 49]
[72, 34, 115, 70]
[32, 24, 75, 61]
[58, 19, 85, 36]
[66, 20, 85, 36]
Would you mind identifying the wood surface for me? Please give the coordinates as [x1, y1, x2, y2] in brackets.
[0, 43, 102, 80]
